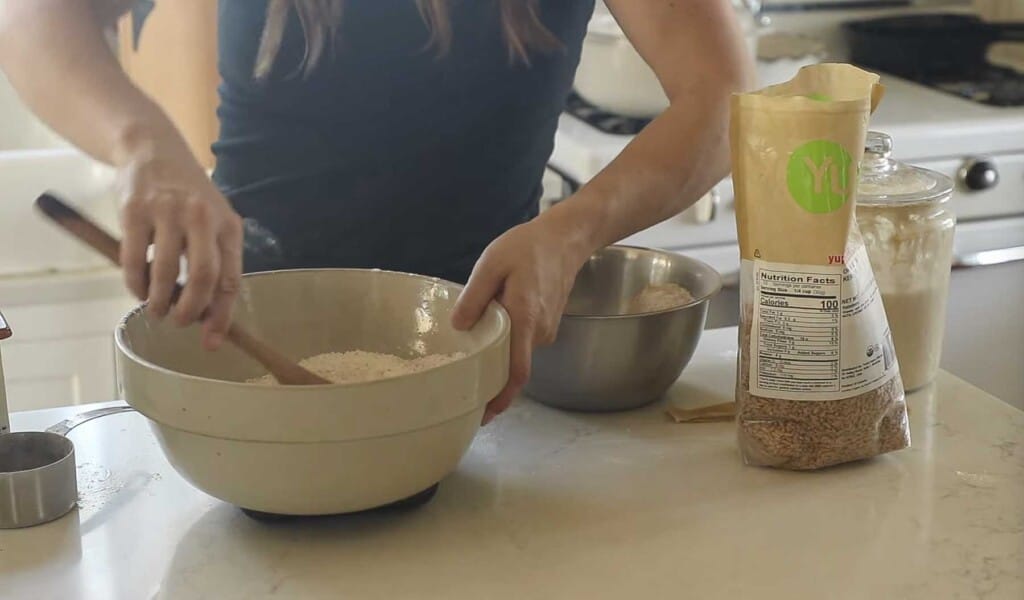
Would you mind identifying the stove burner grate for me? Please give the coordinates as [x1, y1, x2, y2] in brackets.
[931, 68, 1024, 107]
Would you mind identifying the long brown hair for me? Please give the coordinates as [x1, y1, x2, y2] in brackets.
[254, 0, 560, 79]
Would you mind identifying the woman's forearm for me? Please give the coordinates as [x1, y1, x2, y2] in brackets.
[542, 0, 755, 255]
[546, 90, 737, 253]
[0, 0, 188, 166]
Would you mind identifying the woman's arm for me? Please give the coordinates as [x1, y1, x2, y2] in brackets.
[0, 0, 242, 348]
[547, 0, 756, 247]
[454, 0, 754, 422]
[0, 0, 168, 165]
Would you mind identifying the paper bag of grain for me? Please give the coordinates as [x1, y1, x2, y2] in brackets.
[730, 64, 909, 470]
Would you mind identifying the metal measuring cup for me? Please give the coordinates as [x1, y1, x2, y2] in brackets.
[0, 310, 78, 529]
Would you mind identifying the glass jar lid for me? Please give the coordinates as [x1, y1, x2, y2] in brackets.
[857, 131, 954, 206]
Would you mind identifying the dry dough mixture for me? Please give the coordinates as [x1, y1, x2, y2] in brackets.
[248, 350, 466, 385]
[626, 283, 694, 314]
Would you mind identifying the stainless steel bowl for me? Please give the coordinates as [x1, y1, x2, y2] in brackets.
[525, 246, 721, 412]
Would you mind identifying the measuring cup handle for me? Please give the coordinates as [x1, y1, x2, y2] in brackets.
[46, 405, 136, 436]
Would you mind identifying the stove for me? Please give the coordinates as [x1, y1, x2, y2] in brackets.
[928, 67, 1024, 108]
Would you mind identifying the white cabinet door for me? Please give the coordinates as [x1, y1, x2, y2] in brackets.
[0, 271, 136, 412]
[3, 335, 119, 411]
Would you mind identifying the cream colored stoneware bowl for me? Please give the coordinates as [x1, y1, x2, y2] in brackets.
[115, 269, 510, 515]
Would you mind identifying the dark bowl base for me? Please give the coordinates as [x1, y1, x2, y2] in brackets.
[526, 392, 663, 413]
[240, 483, 441, 522]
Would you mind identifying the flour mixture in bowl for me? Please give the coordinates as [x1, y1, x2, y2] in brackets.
[248, 350, 467, 385]
[626, 283, 694, 314]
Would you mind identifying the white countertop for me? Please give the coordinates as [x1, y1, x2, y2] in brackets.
[2, 328, 1023, 600]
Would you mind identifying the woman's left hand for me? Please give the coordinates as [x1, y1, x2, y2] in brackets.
[452, 215, 593, 424]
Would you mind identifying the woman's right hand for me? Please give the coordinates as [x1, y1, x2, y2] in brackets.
[118, 145, 244, 351]
[1, 0, 242, 349]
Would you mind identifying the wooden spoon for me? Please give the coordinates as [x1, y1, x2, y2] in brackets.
[35, 193, 329, 385]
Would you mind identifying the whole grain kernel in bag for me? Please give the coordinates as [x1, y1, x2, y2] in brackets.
[730, 64, 910, 470]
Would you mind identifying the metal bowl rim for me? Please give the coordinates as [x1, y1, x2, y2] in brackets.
[561, 245, 723, 320]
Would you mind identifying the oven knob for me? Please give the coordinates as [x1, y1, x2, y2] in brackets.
[958, 158, 999, 192]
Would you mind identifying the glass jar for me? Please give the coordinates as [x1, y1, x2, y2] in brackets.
[856, 132, 956, 391]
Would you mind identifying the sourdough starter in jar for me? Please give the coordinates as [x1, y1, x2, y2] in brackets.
[856, 132, 956, 391]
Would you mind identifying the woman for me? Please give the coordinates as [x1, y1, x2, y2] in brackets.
[0, 0, 752, 423]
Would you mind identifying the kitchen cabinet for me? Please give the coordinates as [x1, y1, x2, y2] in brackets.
[0, 271, 135, 412]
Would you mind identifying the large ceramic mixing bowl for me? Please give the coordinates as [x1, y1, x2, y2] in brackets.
[525, 246, 721, 412]
[115, 269, 509, 516]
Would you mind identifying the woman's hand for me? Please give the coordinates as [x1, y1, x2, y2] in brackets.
[0, 0, 244, 348]
[118, 142, 244, 351]
[452, 214, 594, 424]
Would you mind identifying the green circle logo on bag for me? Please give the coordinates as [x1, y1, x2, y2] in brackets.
[787, 140, 853, 213]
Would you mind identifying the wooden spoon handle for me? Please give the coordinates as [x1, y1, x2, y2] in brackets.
[36, 192, 121, 263]
[35, 192, 329, 385]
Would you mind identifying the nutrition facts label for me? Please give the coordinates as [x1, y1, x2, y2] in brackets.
[754, 266, 843, 393]
[747, 247, 898, 401]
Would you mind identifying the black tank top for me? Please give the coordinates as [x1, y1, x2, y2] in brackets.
[211, 0, 594, 282]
